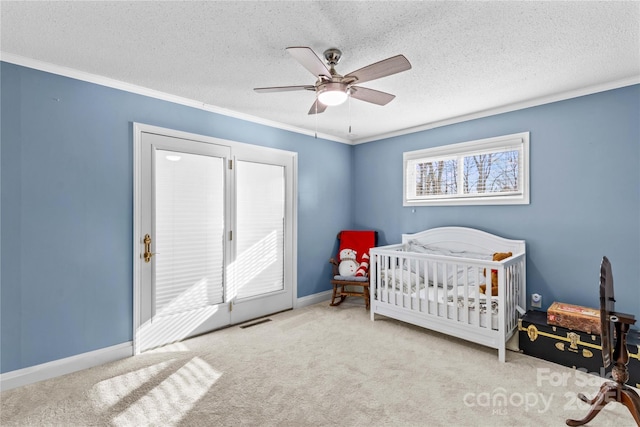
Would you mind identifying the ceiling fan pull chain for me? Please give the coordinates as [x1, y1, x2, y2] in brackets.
[348, 95, 352, 134]
[315, 96, 318, 139]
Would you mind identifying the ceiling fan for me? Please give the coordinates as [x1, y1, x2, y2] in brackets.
[254, 47, 411, 115]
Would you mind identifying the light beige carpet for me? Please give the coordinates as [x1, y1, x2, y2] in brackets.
[1, 300, 637, 426]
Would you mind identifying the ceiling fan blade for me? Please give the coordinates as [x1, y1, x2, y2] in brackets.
[345, 54, 411, 85]
[254, 85, 315, 93]
[308, 99, 328, 115]
[350, 86, 396, 106]
[286, 47, 331, 79]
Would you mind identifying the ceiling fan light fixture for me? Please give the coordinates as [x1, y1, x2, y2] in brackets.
[255, 46, 411, 115]
[317, 82, 348, 106]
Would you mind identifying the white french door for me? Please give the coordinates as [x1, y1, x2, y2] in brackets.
[228, 144, 295, 324]
[134, 124, 295, 353]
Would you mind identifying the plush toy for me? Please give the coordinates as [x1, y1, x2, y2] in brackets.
[480, 252, 513, 296]
[355, 253, 370, 277]
[338, 248, 360, 276]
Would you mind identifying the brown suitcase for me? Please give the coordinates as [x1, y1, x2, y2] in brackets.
[547, 301, 601, 335]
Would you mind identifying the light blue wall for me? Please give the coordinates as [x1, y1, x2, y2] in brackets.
[2, 61, 638, 375]
[353, 85, 640, 317]
[0, 62, 352, 373]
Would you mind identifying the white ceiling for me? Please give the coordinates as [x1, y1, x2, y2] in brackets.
[1, 1, 639, 143]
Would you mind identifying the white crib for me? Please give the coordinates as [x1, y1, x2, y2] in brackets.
[369, 227, 526, 362]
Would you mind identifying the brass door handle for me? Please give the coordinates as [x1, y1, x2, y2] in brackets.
[143, 234, 158, 263]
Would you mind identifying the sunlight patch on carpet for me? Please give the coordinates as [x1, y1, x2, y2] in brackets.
[89, 359, 177, 410]
[111, 357, 221, 426]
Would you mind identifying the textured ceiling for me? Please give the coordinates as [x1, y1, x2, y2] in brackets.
[1, 1, 639, 143]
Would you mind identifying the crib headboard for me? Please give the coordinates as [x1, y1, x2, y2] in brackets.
[401, 227, 525, 255]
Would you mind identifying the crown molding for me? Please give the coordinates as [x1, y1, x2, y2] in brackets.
[352, 75, 640, 144]
[0, 52, 352, 145]
[3, 52, 637, 147]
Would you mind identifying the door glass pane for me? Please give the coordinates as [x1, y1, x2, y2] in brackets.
[154, 150, 225, 318]
[233, 161, 285, 300]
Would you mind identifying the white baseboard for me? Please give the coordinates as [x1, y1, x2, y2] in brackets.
[0, 342, 133, 392]
[1, 290, 333, 392]
[295, 290, 332, 308]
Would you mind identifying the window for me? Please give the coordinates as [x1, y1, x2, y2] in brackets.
[404, 132, 529, 206]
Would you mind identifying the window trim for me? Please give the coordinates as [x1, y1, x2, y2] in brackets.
[403, 132, 530, 206]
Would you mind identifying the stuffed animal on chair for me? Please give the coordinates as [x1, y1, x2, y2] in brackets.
[338, 248, 360, 277]
[355, 253, 370, 277]
[480, 252, 512, 296]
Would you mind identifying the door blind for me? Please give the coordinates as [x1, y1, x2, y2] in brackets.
[233, 161, 285, 300]
[154, 150, 225, 318]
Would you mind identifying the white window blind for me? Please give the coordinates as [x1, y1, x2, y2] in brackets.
[154, 150, 225, 318]
[233, 161, 285, 300]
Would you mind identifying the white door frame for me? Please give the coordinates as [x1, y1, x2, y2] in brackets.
[133, 123, 297, 354]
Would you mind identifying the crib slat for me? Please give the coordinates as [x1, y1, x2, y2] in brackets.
[462, 265, 469, 325]
[475, 267, 482, 329]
